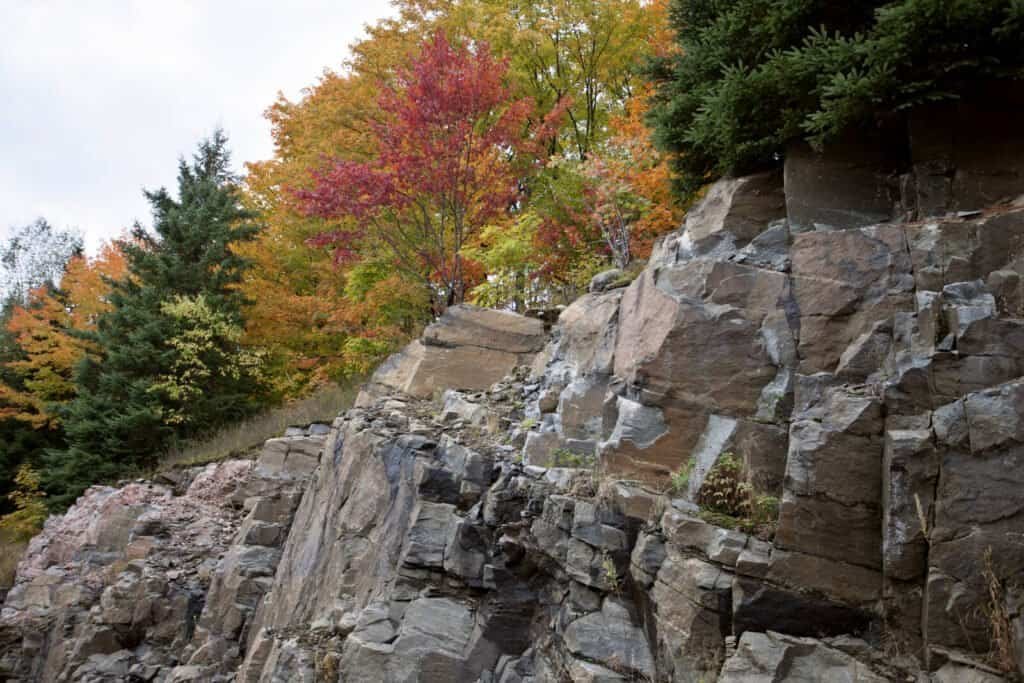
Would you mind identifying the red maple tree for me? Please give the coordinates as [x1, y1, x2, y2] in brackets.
[297, 31, 534, 311]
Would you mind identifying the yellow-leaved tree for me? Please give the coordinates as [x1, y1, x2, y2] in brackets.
[0, 464, 47, 542]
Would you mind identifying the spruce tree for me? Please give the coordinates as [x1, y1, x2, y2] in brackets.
[647, 0, 1024, 195]
[47, 131, 264, 507]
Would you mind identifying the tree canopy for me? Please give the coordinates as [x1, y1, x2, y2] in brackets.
[647, 0, 1024, 193]
[47, 132, 264, 507]
[3, 0, 684, 517]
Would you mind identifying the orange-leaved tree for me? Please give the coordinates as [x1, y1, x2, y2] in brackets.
[579, 83, 685, 266]
[296, 31, 533, 313]
[521, 0, 682, 290]
[238, 67, 411, 397]
[0, 242, 127, 427]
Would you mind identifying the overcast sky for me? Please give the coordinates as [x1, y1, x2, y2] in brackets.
[0, 0, 394, 252]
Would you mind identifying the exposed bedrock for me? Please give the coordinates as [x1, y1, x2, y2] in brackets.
[2, 135, 1023, 681]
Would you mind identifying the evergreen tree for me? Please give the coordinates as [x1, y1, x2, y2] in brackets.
[47, 131, 264, 508]
[647, 0, 1024, 194]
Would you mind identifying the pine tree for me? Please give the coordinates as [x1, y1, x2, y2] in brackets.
[647, 0, 1024, 195]
[47, 131, 264, 508]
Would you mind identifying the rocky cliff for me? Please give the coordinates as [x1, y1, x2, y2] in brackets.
[2, 140, 1023, 682]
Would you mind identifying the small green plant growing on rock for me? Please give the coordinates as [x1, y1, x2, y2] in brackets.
[746, 494, 780, 537]
[601, 552, 621, 592]
[696, 453, 779, 540]
[551, 448, 591, 469]
[697, 453, 751, 517]
[669, 458, 694, 495]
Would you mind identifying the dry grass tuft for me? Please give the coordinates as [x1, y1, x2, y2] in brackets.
[161, 381, 360, 469]
[979, 547, 1018, 674]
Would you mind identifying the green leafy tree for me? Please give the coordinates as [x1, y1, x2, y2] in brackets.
[474, 0, 658, 159]
[150, 294, 265, 426]
[464, 215, 542, 311]
[648, 0, 1024, 194]
[48, 131, 264, 508]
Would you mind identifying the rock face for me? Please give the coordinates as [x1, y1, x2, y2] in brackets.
[3, 140, 1024, 681]
[906, 84, 1024, 217]
[0, 427, 327, 682]
[358, 304, 546, 403]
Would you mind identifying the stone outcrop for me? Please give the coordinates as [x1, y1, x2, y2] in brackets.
[358, 304, 546, 404]
[3, 138, 1024, 681]
[0, 427, 327, 682]
[906, 85, 1024, 217]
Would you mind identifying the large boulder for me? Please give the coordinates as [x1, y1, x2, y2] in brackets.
[358, 305, 544, 402]
[719, 631, 889, 682]
[678, 170, 786, 250]
[561, 599, 654, 680]
[614, 268, 778, 413]
[556, 291, 623, 377]
[646, 550, 733, 680]
[924, 380, 1024, 657]
[775, 387, 884, 572]
[790, 224, 914, 374]
[651, 171, 787, 270]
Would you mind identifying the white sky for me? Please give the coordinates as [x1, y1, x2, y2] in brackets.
[0, 0, 395, 252]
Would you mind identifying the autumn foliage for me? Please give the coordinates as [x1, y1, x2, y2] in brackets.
[0, 242, 127, 427]
[0, 0, 683, 517]
[297, 31, 533, 311]
[240, 0, 674, 395]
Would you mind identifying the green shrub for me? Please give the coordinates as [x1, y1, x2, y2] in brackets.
[669, 458, 694, 495]
[696, 453, 780, 539]
[601, 551, 622, 591]
[746, 494, 781, 537]
[551, 448, 592, 469]
[648, 0, 1024, 194]
[697, 453, 752, 518]
[0, 465, 47, 542]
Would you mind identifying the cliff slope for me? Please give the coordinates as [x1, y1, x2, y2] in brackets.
[2, 137, 1023, 681]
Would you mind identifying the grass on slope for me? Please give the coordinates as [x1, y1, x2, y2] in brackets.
[161, 381, 361, 469]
